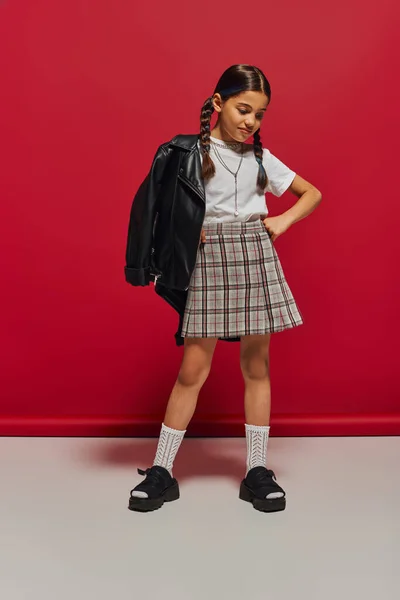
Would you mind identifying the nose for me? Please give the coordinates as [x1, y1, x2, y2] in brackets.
[245, 116, 255, 129]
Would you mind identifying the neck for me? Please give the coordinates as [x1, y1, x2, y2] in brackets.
[210, 125, 238, 144]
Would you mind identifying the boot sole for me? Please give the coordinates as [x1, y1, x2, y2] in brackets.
[128, 481, 180, 513]
[239, 480, 286, 512]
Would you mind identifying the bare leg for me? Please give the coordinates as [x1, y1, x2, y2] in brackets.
[240, 334, 272, 426]
[163, 336, 218, 430]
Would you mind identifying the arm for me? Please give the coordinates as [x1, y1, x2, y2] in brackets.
[282, 174, 322, 226]
[261, 174, 322, 241]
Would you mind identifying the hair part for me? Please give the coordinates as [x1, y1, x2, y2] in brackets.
[199, 64, 271, 192]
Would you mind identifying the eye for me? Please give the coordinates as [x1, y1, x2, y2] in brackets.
[238, 109, 247, 115]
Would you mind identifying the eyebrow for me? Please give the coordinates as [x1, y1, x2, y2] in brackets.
[237, 102, 267, 111]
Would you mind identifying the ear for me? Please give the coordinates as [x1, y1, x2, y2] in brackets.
[212, 93, 223, 113]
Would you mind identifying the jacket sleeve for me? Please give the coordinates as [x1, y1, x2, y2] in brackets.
[124, 144, 169, 286]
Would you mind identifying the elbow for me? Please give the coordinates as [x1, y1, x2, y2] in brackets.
[312, 186, 322, 204]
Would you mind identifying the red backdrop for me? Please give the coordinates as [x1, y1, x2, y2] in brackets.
[1, 0, 399, 436]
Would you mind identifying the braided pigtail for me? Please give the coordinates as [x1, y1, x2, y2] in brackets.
[253, 129, 268, 192]
[200, 97, 215, 180]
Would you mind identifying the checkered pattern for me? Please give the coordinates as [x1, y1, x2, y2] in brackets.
[181, 219, 304, 339]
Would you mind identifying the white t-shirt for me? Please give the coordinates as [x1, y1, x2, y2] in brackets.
[198, 136, 296, 224]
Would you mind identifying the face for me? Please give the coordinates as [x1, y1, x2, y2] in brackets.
[212, 90, 269, 142]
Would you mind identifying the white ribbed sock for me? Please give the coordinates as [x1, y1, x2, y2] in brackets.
[154, 423, 186, 473]
[131, 423, 186, 499]
[245, 423, 284, 500]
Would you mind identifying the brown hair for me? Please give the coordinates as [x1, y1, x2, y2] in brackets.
[200, 64, 271, 191]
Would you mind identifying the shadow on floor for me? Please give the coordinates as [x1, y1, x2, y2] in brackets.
[83, 438, 247, 484]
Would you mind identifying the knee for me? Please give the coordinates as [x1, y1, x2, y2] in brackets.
[177, 364, 211, 388]
[240, 355, 270, 380]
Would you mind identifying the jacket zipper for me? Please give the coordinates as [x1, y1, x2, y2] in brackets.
[177, 172, 205, 204]
[151, 212, 161, 285]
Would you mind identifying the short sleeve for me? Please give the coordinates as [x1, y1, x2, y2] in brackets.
[262, 148, 296, 197]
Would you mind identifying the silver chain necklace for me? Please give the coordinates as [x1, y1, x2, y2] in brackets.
[211, 141, 244, 216]
[210, 138, 242, 150]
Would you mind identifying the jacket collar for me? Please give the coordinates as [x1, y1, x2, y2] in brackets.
[168, 134, 200, 151]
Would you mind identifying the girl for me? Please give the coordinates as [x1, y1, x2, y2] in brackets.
[126, 64, 322, 513]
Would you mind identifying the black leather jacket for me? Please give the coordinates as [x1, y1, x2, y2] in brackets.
[125, 133, 239, 346]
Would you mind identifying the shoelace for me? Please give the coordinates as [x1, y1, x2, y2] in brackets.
[138, 468, 150, 476]
[137, 467, 167, 485]
[253, 468, 277, 484]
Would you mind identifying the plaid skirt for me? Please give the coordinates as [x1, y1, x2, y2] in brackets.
[180, 219, 304, 339]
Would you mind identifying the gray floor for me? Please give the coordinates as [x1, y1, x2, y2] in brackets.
[0, 436, 398, 599]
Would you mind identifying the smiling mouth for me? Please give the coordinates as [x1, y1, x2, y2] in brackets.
[239, 128, 252, 134]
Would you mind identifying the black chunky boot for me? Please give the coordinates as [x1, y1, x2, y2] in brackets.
[128, 466, 180, 512]
[239, 466, 286, 512]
